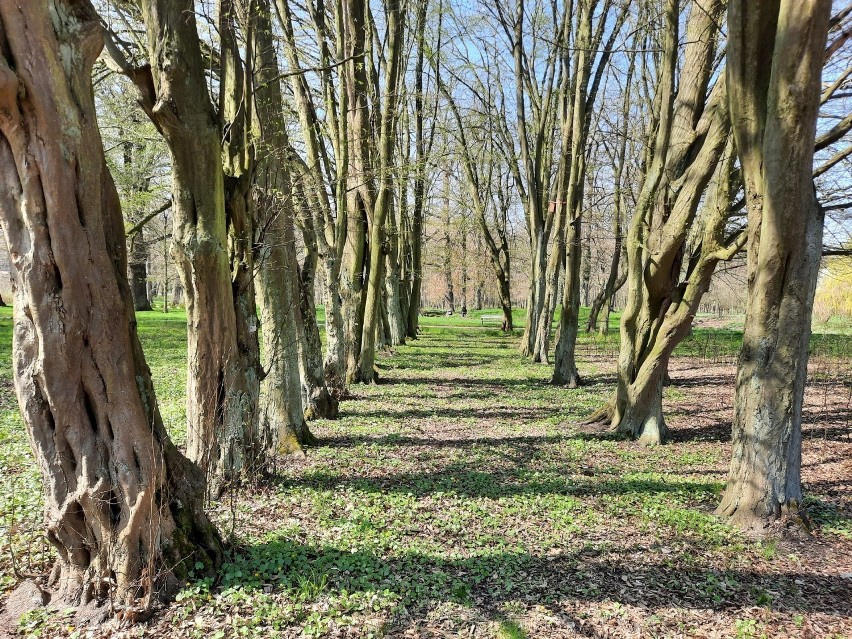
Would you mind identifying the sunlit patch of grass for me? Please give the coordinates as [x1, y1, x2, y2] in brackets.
[1, 305, 851, 636]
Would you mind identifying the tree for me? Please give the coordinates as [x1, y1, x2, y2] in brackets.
[717, 0, 831, 529]
[489, 0, 562, 358]
[272, 0, 339, 418]
[355, 0, 407, 383]
[404, 0, 439, 339]
[105, 0, 263, 488]
[586, 0, 730, 444]
[0, 0, 219, 608]
[439, 71, 515, 331]
[253, 0, 320, 454]
[548, 0, 628, 384]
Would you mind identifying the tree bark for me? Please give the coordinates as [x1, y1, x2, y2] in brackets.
[295, 227, 339, 419]
[128, 232, 152, 311]
[274, 0, 347, 397]
[385, 196, 407, 345]
[717, 0, 830, 529]
[357, 0, 406, 383]
[341, 0, 372, 383]
[588, 0, 729, 444]
[124, 0, 262, 490]
[0, 0, 220, 609]
[253, 0, 318, 455]
[405, 0, 433, 340]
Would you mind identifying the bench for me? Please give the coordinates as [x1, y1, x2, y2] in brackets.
[480, 314, 503, 326]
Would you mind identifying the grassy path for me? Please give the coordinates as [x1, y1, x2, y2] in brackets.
[2, 312, 851, 637]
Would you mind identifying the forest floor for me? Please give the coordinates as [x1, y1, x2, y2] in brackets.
[1, 307, 852, 638]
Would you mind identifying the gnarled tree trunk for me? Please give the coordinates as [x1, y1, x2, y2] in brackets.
[587, 0, 729, 444]
[0, 0, 220, 609]
[120, 0, 264, 490]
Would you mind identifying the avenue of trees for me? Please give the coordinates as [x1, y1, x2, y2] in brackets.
[0, 0, 849, 618]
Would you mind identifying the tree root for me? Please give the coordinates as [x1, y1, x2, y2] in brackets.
[582, 401, 614, 426]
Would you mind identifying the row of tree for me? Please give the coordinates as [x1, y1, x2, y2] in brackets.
[0, 0, 848, 616]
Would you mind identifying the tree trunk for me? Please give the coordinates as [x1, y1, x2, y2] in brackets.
[588, 0, 729, 444]
[581, 232, 592, 308]
[405, 0, 431, 340]
[608, 145, 743, 445]
[521, 230, 548, 355]
[587, 240, 623, 333]
[127, 0, 262, 490]
[355, 0, 405, 383]
[0, 0, 220, 609]
[255, 203, 314, 455]
[251, 0, 318, 455]
[717, 0, 829, 529]
[341, 0, 372, 383]
[297, 251, 339, 420]
[552, 215, 582, 387]
[291, 186, 338, 419]
[498, 274, 514, 332]
[129, 232, 152, 311]
[385, 200, 407, 345]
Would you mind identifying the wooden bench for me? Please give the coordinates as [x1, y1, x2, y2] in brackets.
[480, 314, 503, 326]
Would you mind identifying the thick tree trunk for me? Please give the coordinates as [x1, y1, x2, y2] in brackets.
[610, 147, 743, 445]
[341, 0, 372, 383]
[297, 252, 339, 420]
[0, 0, 220, 609]
[321, 251, 347, 392]
[405, 0, 430, 340]
[127, 0, 261, 490]
[521, 230, 548, 356]
[385, 202, 407, 346]
[290, 186, 338, 419]
[717, 0, 829, 529]
[255, 203, 314, 455]
[552, 217, 582, 387]
[532, 209, 565, 364]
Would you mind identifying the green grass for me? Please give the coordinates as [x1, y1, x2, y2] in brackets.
[1, 305, 851, 637]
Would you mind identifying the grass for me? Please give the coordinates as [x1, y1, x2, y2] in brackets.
[1, 305, 851, 637]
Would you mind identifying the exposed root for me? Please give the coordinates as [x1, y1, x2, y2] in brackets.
[582, 402, 614, 426]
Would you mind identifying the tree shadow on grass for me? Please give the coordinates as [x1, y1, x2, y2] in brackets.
[320, 433, 575, 450]
[221, 536, 852, 629]
[273, 466, 722, 501]
[350, 405, 562, 422]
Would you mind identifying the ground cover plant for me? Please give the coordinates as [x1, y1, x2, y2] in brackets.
[2, 306, 850, 638]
